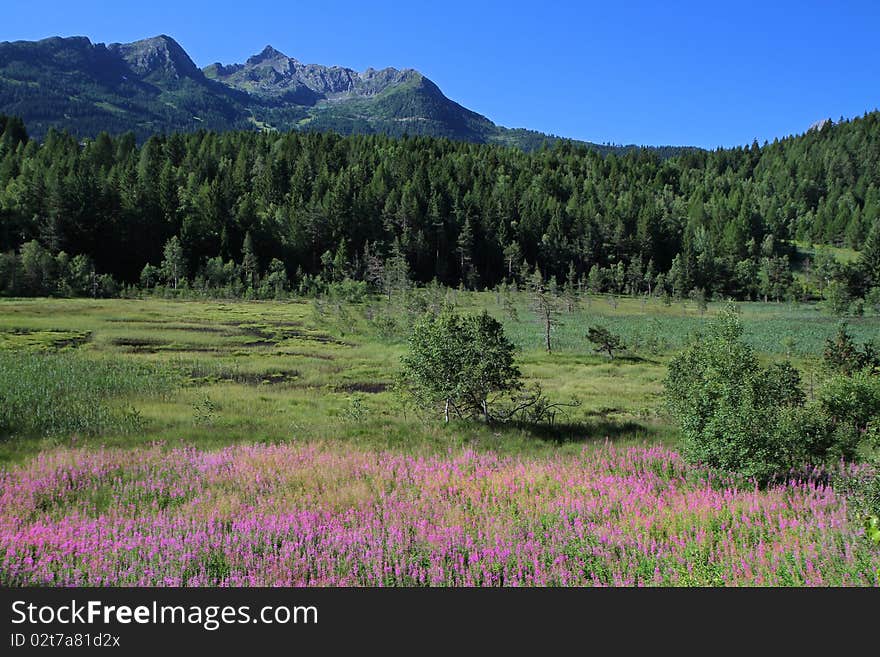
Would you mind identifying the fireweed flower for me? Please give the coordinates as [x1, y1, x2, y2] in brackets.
[0, 443, 877, 586]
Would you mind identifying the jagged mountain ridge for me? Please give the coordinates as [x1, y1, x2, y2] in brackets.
[0, 34, 694, 155]
[204, 44, 412, 101]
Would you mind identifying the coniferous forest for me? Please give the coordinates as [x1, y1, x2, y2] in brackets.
[1, 111, 880, 305]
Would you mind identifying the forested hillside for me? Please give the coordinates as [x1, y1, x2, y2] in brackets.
[0, 111, 879, 303]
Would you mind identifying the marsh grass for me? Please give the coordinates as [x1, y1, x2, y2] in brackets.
[0, 350, 175, 441]
[0, 293, 876, 465]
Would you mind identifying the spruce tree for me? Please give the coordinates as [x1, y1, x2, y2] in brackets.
[862, 218, 880, 287]
[242, 231, 259, 289]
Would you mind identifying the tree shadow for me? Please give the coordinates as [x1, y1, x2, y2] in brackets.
[617, 354, 660, 364]
[586, 353, 660, 365]
[501, 418, 659, 445]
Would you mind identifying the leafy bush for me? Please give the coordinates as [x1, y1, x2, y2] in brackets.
[818, 371, 880, 447]
[398, 307, 521, 423]
[838, 463, 880, 546]
[822, 280, 853, 316]
[327, 278, 368, 304]
[665, 306, 860, 483]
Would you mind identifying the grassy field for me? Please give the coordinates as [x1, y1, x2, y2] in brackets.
[792, 240, 861, 265]
[1, 292, 879, 586]
[1, 292, 877, 464]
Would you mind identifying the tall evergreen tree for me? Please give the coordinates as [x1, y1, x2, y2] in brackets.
[242, 231, 259, 289]
[862, 218, 880, 287]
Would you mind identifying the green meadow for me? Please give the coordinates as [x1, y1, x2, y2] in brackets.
[1, 292, 878, 465]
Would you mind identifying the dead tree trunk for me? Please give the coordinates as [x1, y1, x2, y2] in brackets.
[544, 310, 552, 353]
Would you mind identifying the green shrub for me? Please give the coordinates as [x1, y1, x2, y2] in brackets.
[839, 463, 880, 546]
[819, 371, 880, 447]
[328, 278, 368, 304]
[665, 305, 859, 483]
[398, 307, 521, 423]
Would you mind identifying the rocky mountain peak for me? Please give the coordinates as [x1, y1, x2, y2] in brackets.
[109, 34, 202, 81]
[246, 45, 295, 66]
[1, 32, 570, 152]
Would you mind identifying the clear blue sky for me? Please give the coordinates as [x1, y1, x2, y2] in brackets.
[3, 0, 878, 148]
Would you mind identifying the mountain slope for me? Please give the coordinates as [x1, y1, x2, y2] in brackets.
[0, 36, 252, 138]
[0, 34, 694, 154]
[203, 42, 523, 144]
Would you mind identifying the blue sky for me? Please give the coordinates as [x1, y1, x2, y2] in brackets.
[3, 1, 878, 148]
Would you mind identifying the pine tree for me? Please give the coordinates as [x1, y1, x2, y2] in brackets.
[861, 218, 880, 287]
[563, 262, 579, 312]
[383, 239, 410, 301]
[242, 231, 259, 289]
[528, 267, 560, 353]
[457, 217, 476, 288]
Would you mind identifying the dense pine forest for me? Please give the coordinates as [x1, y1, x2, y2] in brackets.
[1, 111, 879, 303]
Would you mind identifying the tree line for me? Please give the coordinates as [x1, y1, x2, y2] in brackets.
[1, 112, 879, 302]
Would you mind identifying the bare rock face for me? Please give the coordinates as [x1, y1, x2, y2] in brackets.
[295, 63, 359, 95]
[206, 45, 421, 101]
[109, 35, 202, 82]
[246, 45, 293, 67]
[809, 118, 833, 132]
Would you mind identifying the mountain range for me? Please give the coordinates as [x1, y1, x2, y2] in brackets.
[0, 34, 691, 154]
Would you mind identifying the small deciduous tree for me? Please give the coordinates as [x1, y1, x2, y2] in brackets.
[688, 287, 708, 316]
[587, 264, 604, 295]
[68, 254, 95, 296]
[759, 255, 793, 302]
[503, 241, 523, 282]
[382, 239, 410, 301]
[822, 279, 853, 316]
[19, 240, 53, 295]
[140, 263, 160, 289]
[160, 236, 186, 289]
[818, 370, 880, 443]
[398, 307, 521, 423]
[264, 258, 288, 297]
[361, 241, 385, 293]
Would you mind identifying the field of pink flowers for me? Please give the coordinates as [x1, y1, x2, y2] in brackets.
[1, 443, 878, 586]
